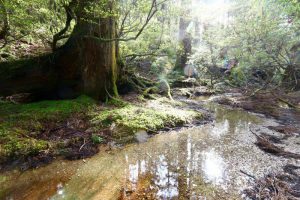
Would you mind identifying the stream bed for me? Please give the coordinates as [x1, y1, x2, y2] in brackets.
[1, 99, 299, 200]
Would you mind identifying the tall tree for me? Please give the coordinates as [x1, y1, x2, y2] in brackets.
[174, 0, 192, 72]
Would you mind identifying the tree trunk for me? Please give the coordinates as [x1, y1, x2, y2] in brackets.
[55, 0, 118, 100]
[0, 0, 119, 101]
[0, 55, 59, 99]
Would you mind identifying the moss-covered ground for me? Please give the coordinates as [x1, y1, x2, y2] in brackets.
[0, 96, 96, 162]
[0, 95, 203, 169]
[92, 98, 201, 133]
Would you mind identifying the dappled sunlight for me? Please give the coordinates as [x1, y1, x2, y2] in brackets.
[192, 0, 232, 24]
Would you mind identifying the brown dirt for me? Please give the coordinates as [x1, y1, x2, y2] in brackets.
[1, 114, 113, 171]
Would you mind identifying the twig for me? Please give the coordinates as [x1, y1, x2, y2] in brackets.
[240, 170, 256, 180]
[249, 127, 260, 138]
[79, 138, 86, 152]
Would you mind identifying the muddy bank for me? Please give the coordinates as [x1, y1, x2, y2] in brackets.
[0, 113, 107, 172]
[213, 91, 300, 125]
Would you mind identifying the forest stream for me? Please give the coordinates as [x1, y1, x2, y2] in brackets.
[1, 0, 300, 199]
[1, 95, 299, 200]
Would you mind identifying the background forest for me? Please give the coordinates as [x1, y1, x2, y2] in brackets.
[0, 0, 299, 98]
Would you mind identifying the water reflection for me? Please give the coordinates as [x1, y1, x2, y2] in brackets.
[211, 119, 229, 137]
[202, 150, 226, 185]
[56, 183, 65, 198]
[128, 162, 139, 185]
[154, 155, 179, 199]
[121, 104, 261, 199]
[3, 103, 285, 200]
[124, 143, 228, 199]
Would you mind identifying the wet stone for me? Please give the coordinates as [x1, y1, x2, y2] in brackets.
[134, 130, 150, 143]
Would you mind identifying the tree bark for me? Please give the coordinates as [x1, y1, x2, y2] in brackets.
[54, 0, 118, 100]
[0, 55, 59, 99]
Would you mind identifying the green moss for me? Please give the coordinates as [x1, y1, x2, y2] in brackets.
[2, 135, 48, 158]
[0, 95, 95, 121]
[0, 95, 96, 160]
[106, 98, 129, 107]
[92, 103, 202, 135]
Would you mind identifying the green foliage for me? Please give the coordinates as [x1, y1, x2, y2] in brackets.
[191, 0, 300, 88]
[119, 0, 179, 71]
[150, 57, 173, 75]
[229, 66, 247, 86]
[91, 134, 103, 144]
[0, 0, 73, 60]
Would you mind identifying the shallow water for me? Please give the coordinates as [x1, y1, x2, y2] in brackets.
[1, 101, 298, 200]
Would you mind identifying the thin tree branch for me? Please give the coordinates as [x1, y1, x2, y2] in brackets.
[52, 0, 76, 51]
[84, 0, 169, 42]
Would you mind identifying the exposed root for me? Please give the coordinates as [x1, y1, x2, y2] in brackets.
[142, 87, 159, 100]
[271, 92, 300, 110]
[260, 133, 283, 144]
[79, 138, 87, 152]
[160, 79, 174, 101]
[240, 170, 256, 180]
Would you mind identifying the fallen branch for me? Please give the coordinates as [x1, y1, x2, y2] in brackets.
[276, 96, 300, 110]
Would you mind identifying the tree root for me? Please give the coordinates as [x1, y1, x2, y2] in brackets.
[121, 69, 174, 100]
[143, 87, 159, 100]
[160, 79, 174, 101]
